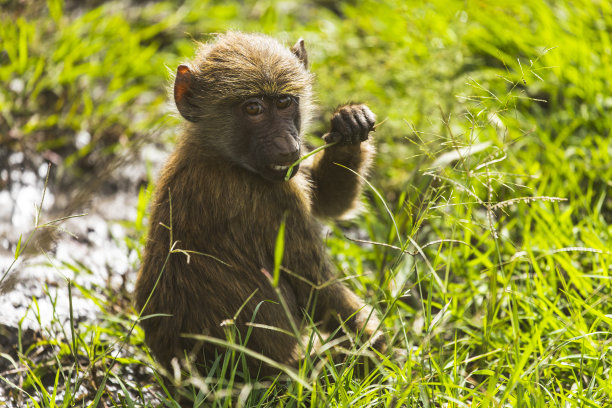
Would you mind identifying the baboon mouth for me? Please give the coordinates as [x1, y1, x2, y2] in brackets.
[260, 162, 300, 181]
[269, 164, 291, 171]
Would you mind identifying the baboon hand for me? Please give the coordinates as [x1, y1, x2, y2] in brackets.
[323, 104, 376, 146]
[360, 314, 387, 354]
[369, 329, 387, 354]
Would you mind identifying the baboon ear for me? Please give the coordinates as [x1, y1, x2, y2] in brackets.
[291, 38, 308, 69]
[174, 64, 199, 122]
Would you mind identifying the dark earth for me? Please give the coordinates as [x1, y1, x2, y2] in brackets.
[0, 136, 168, 404]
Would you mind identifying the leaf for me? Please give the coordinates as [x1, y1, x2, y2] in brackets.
[284, 142, 338, 181]
[47, 0, 64, 23]
[272, 213, 287, 287]
[431, 141, 492, 168]
[428, 298, 452, 333]
[14, 234, 22, 260]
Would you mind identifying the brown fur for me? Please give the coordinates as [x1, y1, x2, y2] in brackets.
[135, 32, 385, 377]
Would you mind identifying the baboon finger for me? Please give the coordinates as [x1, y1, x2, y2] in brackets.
[354, 109, 371, 141]
[323, 131, 342, 144]
[340, 109, 361, 144]
[331, 111, 351, 139]
[362, 106, 376, 130]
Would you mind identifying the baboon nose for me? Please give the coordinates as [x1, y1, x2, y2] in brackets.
[272, 136, 299, 161]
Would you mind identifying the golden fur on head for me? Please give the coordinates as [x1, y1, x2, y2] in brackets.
[175, 32, 315, 145]
[191, 32, 313, 102]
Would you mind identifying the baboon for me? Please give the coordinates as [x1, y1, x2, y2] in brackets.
[135, 32, 385, 377]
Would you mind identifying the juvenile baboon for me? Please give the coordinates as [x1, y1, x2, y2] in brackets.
[135, 32, 385, 376]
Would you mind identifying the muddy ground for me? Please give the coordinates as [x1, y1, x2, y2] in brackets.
[0, 139, 168, 402]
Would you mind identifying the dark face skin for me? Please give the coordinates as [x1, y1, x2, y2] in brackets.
[232, 95, 301, 182]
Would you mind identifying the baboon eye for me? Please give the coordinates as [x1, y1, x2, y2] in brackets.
[276, 96, 293, 109]
[244, 102, 263, 116]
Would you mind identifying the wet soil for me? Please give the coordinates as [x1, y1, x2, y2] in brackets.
[0, 140, 168, 404]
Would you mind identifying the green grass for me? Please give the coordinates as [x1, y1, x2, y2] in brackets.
[1, 0, 611, 406]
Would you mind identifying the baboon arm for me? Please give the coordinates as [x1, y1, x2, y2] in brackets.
[307, 140, 374, 219]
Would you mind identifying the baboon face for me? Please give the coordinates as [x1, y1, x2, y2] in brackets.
[173, 33, 312, 182]
[232, 94, 301, 181]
